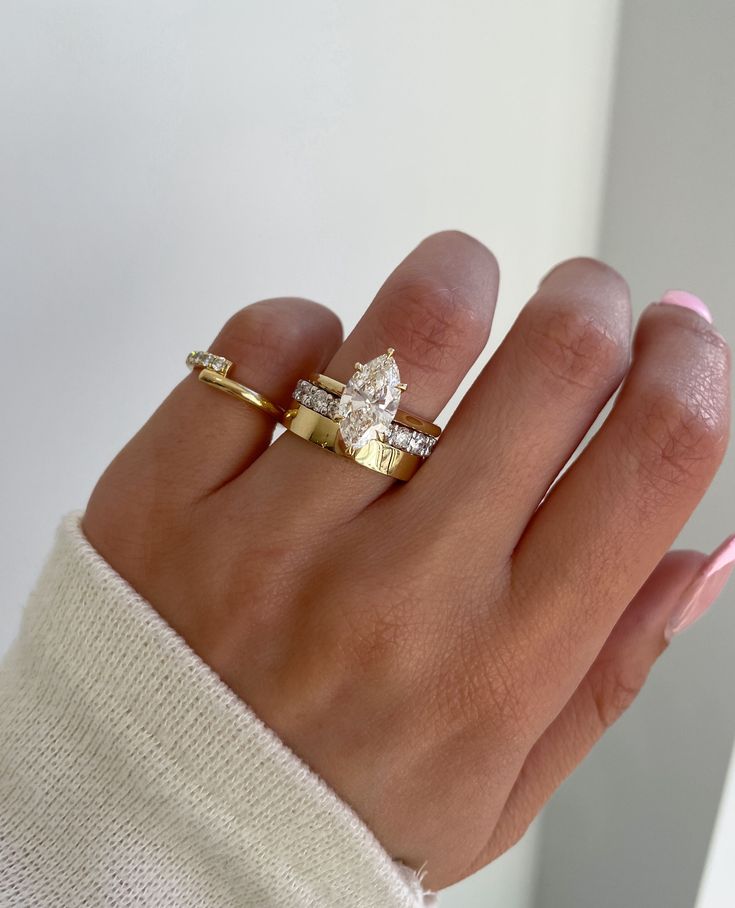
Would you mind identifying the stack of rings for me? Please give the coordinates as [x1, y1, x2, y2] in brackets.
[187, 347, 441, 481]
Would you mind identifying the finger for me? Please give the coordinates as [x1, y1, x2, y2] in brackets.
[94, 298, 342, 505]
[410, 258, 631, 549]
[479, 544, 734, 863]
[512, 299, 730, 714]
[247, 231, 500, 521]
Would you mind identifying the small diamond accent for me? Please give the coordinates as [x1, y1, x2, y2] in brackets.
[187, 350, 231, 374]
[392, 425, 411, 450]
[312, 388, 330, 415]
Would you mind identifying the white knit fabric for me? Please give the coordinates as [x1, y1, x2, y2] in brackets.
[0, 514, 434, 907]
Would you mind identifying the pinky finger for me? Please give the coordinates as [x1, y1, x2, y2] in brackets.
[479, 539, 735, 864]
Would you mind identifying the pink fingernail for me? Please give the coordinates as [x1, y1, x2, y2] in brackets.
[666, 535, 735, 640]
[660, 289, 713, 324]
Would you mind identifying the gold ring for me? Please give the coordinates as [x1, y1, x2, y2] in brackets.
[308, 373, 441, 438]
[283, 404, 424, 480]
[281, 350, 440, 480]
[186, 350, 283, 419]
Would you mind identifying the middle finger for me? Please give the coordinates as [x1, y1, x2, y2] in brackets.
[237, 231, 500, 526]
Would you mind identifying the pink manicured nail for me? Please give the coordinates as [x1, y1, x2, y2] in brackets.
[666, 535, 735, 640]
[660, 289, 713, 324]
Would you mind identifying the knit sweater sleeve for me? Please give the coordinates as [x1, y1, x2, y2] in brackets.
[0, 513, 434, 908]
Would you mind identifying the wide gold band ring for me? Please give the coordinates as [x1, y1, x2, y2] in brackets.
[281, 349, 441, 480]
[186, 350, 283, 419]
[283, 403, 424, 480]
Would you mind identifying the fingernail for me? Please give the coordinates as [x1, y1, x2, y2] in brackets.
[666, 535, 735, 640]
[660, 289, 713, 324]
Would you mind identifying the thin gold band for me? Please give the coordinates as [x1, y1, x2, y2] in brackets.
[281, 403, 422, 481]
[187, 350, 283, 419]
[198, 369, 283, 418]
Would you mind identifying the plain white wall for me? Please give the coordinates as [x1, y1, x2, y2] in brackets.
[0, 2, 620, 904]
[535, 2, 735, 906]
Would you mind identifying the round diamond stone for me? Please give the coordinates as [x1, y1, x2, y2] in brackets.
[312, 388, 329, 414]
[392, 425, 411, 450]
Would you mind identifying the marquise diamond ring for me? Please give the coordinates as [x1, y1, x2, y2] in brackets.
[282, 350, 441, 480]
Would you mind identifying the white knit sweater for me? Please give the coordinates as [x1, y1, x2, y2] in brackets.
[0, 515, 433, 907]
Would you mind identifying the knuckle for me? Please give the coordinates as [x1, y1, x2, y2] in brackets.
[522, 301, 628, 394]
[586, 658, 646, 731]
[624, 377, 729, 499]
[345, 602, 418, 675]
[434, 607, 532, 736]
[320, 574, 428, 680]
[374, 275, 487, 376]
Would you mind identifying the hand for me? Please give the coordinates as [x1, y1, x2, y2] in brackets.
[83, 232, 731, 888]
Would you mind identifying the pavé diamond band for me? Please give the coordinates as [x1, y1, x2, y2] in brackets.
[282, 350, 441, 480]
[186, 350, 283, 419]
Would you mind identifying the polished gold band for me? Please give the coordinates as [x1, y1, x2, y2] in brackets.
[198, 369, 283, 418]
[187, 350, 283, 419]
[282, 403, 423, 481]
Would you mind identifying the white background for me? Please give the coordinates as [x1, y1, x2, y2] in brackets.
[1, 3, 733, 906]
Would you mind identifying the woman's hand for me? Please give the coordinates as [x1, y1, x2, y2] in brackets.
[83, 232, 731, 889]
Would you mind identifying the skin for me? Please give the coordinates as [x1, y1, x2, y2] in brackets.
[83, 232, 731, 889]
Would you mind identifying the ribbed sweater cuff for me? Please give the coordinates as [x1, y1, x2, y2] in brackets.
[0, 513, 433, 907]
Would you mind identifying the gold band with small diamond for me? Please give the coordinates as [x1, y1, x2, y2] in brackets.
[186, 350, 283, 419]
[282, 350, 440, 480]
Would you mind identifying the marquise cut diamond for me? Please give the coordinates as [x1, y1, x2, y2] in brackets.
[291, 371, 436, 459]
[338, 353, 402, 451]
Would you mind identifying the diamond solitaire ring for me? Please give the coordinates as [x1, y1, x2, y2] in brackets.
[282, 350, 441, 480]
[186, 350, 283, 419]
